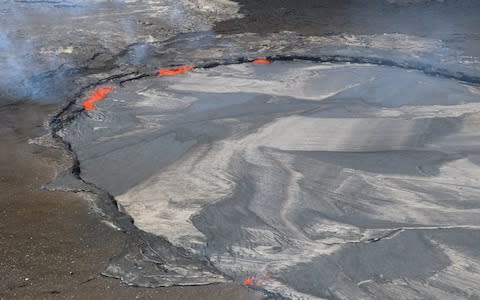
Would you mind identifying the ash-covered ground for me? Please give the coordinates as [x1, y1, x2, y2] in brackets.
[2, 0, 480, 299]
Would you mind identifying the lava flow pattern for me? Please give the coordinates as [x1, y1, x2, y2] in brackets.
[252, 58, 272, 64]
[156, 65, 194, 76]
[82, 86, 115, 111]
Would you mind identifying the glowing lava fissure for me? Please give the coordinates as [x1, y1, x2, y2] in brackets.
[252, 58, 272, 64]
[243, 276, 255, 286]
[156, 65, 194, 77]
[243, 276, 267, 287]
[82, 86, 115, 111]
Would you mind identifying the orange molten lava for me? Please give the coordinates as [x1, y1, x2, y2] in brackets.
[252, 58, 272, 64]
[82, 86, 115, 111]
[156, 65, 194, 76]
[243, 277, 255, 286]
